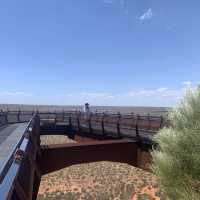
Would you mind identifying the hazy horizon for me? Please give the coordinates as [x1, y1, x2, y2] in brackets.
[0, 103, 170, 108]
[0, 103, 169, 115]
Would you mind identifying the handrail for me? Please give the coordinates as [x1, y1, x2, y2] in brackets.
[0, 110, 169, 142]
[0, 110, 169, 127]
[0, 114, 36, 184]
[1, 109, 167, 117]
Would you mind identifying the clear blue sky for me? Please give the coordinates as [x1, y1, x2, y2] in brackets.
[0, 0, 199, 106]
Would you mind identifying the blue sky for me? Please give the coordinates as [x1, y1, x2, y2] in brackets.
[0, 0, 199, 106]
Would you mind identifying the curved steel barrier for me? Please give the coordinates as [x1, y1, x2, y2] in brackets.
[0, 110, 169, 141]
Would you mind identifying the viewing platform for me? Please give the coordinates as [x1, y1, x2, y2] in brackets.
[0, 110, 168, 200]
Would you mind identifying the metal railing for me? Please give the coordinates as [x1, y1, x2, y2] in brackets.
[0, 110, 168, 199]
[67, 111, 169, 140]
[0, 110, 169, 140]
[0, 114, 40, 200]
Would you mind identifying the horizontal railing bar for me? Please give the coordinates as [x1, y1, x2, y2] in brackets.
[0, 110, 166, 117]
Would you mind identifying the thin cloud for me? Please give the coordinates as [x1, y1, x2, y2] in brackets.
[103, 0, 125, 5]
[0, 91, 33, 97]
[103, 0, 114, 4]
[139, 8, 153, 21]
[0, 83, 199, 106]
[157, 87, 169, 92]
[79, 92, 116, 100]
[103, 0, 129, 15]
[182, 81, 192, 86]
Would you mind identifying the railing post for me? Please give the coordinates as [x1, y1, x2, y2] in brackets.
[5, 110, 8, 124]
[117, 112, 121, 138]
[88, 113, 92, 134]
[69, 113, 72, 130]
[136, 114, 140, 139]
[17, 109, 21, 122]
[160, 115, 164, 128]
[147, 113, 151, 130]
[0, 110, 3, 126]
[62, 110, 65, 122]
[131, 112, 135, 126]
[55, 111, 57, 123]
[54, 111, 57, 130]
[101, 113, 105, 135]
[77, 112, 81, 132]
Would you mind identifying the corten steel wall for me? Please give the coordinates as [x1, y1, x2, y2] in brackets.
[65, 112, 168, 142]
[39, 140, 138, 175]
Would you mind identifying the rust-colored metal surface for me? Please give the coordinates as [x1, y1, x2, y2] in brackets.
[0, 110, 168, 138]
[0, 110, 164, 200]
[39, 139, 138, 175]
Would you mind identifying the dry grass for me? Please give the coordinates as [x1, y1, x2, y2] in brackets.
[38, 135, 166, 200]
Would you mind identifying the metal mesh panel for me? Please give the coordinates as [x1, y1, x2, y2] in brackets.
[0, 113, 6, 126]
[7, 112, 18, 123]
[19, 112, 33, 122]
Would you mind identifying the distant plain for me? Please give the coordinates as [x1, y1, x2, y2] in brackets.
[0, 104, 169, 116]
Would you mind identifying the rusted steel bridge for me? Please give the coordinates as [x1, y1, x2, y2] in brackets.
[0, 110, 167, 200]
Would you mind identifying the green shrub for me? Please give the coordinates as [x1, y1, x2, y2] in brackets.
[151, 86, 200, 200]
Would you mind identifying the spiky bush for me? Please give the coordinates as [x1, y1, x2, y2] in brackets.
[151, 86, 200, 200]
